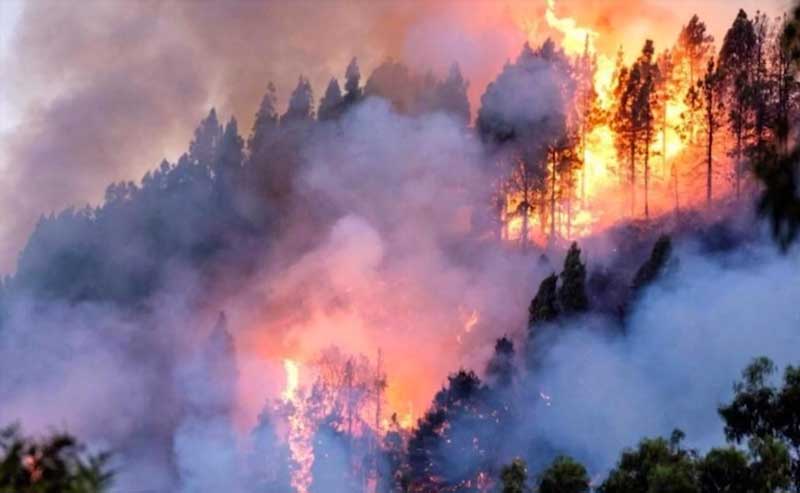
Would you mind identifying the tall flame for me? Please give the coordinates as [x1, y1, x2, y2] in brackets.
[282, 359, 313, 493]
[282, 358, 300, 401]
[501, 0, 699, 245]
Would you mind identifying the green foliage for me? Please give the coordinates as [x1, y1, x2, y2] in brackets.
[718, 356, 800, 491]
[719, 357, 778, 444]
[538, 456, 590, 493]
[697, 447, 750, 493]
[500, 458, 529, 493]
[494, 358, 800, 493]
[748, 437, 792, 493]
[0, 426, 112, 493]
[600, 433, 696, 493]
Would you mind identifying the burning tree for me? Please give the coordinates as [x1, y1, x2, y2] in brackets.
[277, 348, 388, 493]
[683, 57, 725, 206]
[612, 40, 661, 217]
[477, 40, 578, 247]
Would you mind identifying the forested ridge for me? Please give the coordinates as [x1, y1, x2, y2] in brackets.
[3, 4, 800, 493]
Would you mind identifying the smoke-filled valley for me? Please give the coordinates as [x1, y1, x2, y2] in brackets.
[3, 1, 800, 493]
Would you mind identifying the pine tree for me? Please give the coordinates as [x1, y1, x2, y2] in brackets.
[698, 58, 726, 206]
[407, 370, 492, 491]
[613, 41, 660, 217]
[528, 273, 559, 326]
[657, 49, 682, 213]
[282, 76, 315, 123]
[188, 108, 223, 170]
[558, 242, 589, 315]
[215, 117, 244, 200]
[247, 83, 278, 159]
[343, 57, 362, 106]
[719, 9, 757, 198]
[676, 15, 715, 86]
[434, 63, 470, 124]
[632, 235, 673, 292]
[318, 78, 343, 121]
[613, 62, 640, 215]
[486, 337, 516, 387]
[575, 36, 599, 205]
[547, 135, 582, 240]
[635, 40, 661, 218]
[477, 40, 576, 247]
[749, 13, 772, 165]
[674, 14, 715, 154]
[770, 13, 799, 155]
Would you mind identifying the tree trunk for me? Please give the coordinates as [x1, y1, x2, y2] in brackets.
[630, 133, 637, 217]
[662, 101, 667, 176]
[735, 128, 742, 200]
[672, 160, 680, 216]
[550, 150, 557, 243]
[644, 127, 651, 219]
[707, 120, 713, 207]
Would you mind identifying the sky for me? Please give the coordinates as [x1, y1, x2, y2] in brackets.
[0, 0, 791, 274]
[0, 0, 23, 134]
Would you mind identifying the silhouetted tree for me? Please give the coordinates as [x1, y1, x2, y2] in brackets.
[528, 274, 559, 326]
[189, 108, 223, 171]
[282, 76, 315, 123]
[685, 58, 725, 206]
[500, 459, 530, 493]
[344, 57, 363, 106]
[600, 432, 697, 493]
[486, 337, 516, 388]
[538, 456, 590, 493]
[676, 15, 715, 86]
[318, 78, 344, 121]
[407, 370, 493, 492]
[215, 117, 244, 201]
[434, 63, 470, 124]
[248, 83, 278, 158]
[377, 415, 407, 493]
[558, 243, 589, 315]
[719, 10, 758, 198]
[632, 235, 674, 293]
[0, 426, 112, 493]
[697, 447, 751, 493]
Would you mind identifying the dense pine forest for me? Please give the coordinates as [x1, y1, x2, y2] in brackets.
[3, 2, 800, 493]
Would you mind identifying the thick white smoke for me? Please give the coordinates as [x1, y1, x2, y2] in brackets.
[524, 236, 800, 474]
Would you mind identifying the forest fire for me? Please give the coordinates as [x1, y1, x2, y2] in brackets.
[245, 3, 790, 491]
[2, 0, 798, 493]
[498, 0, 738, 246]
[281, 359, 314, 493]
